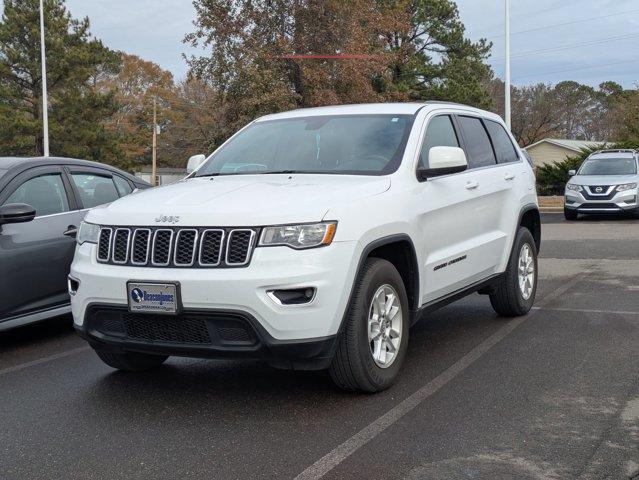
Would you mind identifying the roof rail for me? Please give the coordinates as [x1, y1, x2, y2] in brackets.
[591, 149, 637, 155]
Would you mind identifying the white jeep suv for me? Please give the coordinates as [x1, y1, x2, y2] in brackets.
[70, 102, 540, 392]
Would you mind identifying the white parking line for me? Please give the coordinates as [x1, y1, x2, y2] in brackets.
[0, 346, 90, 377]
[532, 306, 639, 316]
[293, 275, 586, 480]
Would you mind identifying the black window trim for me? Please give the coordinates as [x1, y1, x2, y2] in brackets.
[414, 113, 464, 182]
[0, 165, 78, 218]
[64, 165, 123, 209]
[483, 118, 522, 165]
[455, 114, 498, 170]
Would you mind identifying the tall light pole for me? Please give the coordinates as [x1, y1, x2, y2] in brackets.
[39, 0, 50, 157]
[504, 0, 511, 130]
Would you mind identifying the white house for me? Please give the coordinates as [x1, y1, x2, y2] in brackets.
[524, 138, 606, 168]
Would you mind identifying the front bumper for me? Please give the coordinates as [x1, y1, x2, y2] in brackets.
[70, 240, 360, 363]
[74, 305, 338, 370]
[564, 189, 637, 214]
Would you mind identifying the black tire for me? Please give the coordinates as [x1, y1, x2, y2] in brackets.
[95, 349, 168, 372]
[564, 207, 578, 221]
[489, 227, 538, 317]
[329, 258, 410, 393]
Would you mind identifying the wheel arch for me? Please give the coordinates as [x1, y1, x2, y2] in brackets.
[518, 204, 541, 253]
[358, 234, 420, 312]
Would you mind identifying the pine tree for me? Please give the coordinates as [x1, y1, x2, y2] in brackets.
[0, 0, 123, 165]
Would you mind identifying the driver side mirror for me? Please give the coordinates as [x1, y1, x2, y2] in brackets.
[0, 203, 36, 226]
[417, 146, 468, 181]
[186, 154, 206, 174]
[568, 169, 576, 176]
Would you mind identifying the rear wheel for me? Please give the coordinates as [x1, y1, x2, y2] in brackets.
[489, 227, 538, 317]
[95, 350, 168, 371]
[564, 207, 578, 221]
[329, 258, 409, 393]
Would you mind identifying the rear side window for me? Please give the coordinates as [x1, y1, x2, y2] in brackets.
[457, 116, 497, 169]
[485, 120, 519, 164]
[70, 173, 120, 208]
[419, 115, 459, 168]
[113, 176, 133, 196]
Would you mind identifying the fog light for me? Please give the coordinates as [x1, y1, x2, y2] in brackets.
[624, 196, 637, 204]
[68, 276, 80, 295]
[268, 288, 316, 305]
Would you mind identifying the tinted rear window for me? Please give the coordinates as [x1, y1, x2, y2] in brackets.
[457, 116, 497, 169]
[485, 120, 519, 164]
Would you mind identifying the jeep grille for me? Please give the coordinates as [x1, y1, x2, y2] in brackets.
[96, 226, 257, 268]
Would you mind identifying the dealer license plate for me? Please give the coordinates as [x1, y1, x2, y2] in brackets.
[127, 282, 179, 314]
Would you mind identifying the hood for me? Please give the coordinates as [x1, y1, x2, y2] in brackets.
[87, 174, 391, 226]
[570, 174, 637, 186]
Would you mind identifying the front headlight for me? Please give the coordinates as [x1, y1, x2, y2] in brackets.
[77, 221, 101, 245]
[616, 183, 637, 192]
[259, 222, 337, 249]
[566, 183, 583, 192]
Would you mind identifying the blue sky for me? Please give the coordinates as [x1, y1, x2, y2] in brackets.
[4, 0, 639, 88]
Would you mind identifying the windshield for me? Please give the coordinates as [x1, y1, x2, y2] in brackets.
[195, 114, 414, 177]
[578, 157, 637, 175]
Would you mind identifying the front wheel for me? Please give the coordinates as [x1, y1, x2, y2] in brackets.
[329, 258, 409, 393]
[564, 207, 578, 221]
[489, 227, 538, 317]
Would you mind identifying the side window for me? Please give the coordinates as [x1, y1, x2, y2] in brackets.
[4, 173, 70, 217]
[70, 173, 119, 208]
[419, 115, 459, 168]
[457, 116, 497, 169]
[485, 120, 519, 164]
[113, 175, 134, 197]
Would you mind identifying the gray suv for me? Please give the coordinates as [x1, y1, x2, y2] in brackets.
[564, 149, 639, 220]
[0, 157, 149, 332]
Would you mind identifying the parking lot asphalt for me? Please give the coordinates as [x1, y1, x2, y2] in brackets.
[1, 214, 638, 480]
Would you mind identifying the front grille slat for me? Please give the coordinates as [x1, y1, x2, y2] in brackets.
[97, 228, 112, 262]
[152, 229, 174, 266]
[226, 229, 255, 266]
[174, 229, 198, 266]
[96, 226, 257, 268]
[112, 229, 131, 264]
[131, 229, 151, 265]
[199, 229, 225, 266]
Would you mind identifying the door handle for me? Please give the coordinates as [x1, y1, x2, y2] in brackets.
[63, 225, 78, 238]
[504, 173, 516, 180]
[465, 181, 479, 190]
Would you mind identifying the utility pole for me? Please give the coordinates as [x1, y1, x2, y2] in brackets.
[39, 0, 50, 156]
[504, 0, 511, 130]
[152, 96, 157, 186]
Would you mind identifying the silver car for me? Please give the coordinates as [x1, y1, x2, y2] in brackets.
[564, 149, 639, 220]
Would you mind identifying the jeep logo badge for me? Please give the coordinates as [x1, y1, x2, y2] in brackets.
[155, 214, 180, 224]
[595, 187, 603, 193]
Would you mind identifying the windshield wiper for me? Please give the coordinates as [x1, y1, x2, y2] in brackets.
[260, 170, 305, 174]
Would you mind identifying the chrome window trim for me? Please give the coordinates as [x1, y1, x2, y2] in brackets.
[173, 229, 199, 266]
[225, 229, 256, 266]
[151, 229, 174, 267]
[112, 228, 132, 264]
[97, 227, 113, 262]
[131, 228, 152, 265]
[198, 229, 225, 266]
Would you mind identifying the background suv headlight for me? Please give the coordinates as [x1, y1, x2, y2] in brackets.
[259, 222, 337, 249]
[77, 222, 101, 245]
[565, 183, 583, 192]
[616, 183, 637, 192]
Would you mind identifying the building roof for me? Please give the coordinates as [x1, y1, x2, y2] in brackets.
[525, 138, 607, 152]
